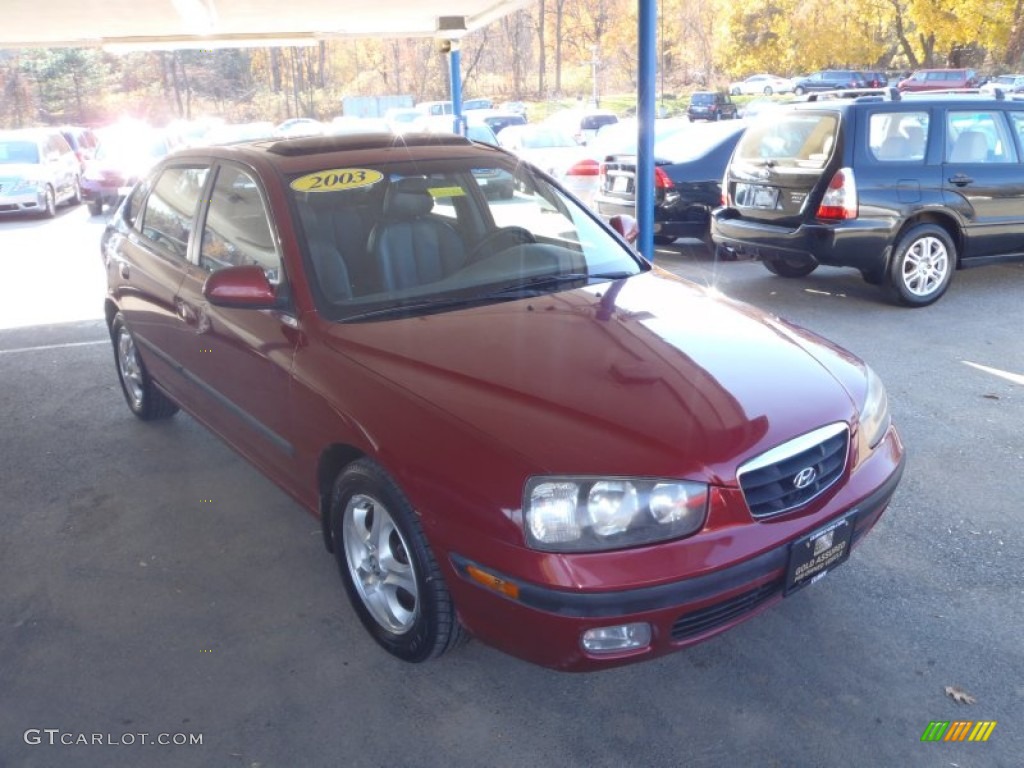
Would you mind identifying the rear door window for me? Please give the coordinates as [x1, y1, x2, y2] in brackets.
[945, 111, 1018, 163]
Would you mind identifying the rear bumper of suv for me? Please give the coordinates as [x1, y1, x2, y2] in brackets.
[711, 209, 897, 273]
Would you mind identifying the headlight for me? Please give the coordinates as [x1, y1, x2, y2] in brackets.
[524, 477, 708, 552]
[857, 366, 891, 457]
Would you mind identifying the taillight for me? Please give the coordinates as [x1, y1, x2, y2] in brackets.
[565, 158, 600, 177]
[654, 167, 674, 190]
[816, 167, 858, 220]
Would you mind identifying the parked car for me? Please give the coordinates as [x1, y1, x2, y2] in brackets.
[383, 107, 424, 133]
[897, 68, 979, 92]
[82, 131, 174, 216]
[543, 108, 619, 145]
[465, 124, 515, 197]
[687, 91, 739, 121]
[496, 124, 590, 181]
[59, 125, 100, 172]
[499, 100, 528, 120]
[712, 92, 1024, 306]
[462, 97, 493, 111]
[595, 120, 747, 246]
[560, 118, 693, 206]
[0, 128, 81, 218]
[274, 118, 325, 138]
[464, 109, 527, 136]
[980, 74, 1024, 94]
[204, 121, 276, 145]
[100, 131, 903, 670]
[792, 70, 867, 95]
[860, 71, 889, 88]
[729, 74, 795, 96]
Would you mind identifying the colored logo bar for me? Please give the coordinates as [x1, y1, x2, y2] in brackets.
[921, 721, 997, 742]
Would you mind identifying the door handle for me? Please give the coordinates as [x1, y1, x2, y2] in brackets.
[118, 262, 130, 279]
[948, 174, 974, 186]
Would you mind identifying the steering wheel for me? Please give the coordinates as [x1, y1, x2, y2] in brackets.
[469, 226, 536, 262]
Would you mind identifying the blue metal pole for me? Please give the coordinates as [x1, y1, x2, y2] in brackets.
[449, 44, 464, 135]
[636, 0, 657, 261]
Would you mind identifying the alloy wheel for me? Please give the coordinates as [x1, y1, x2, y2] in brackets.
[342, 493, 419, 634]
[901, 236, 949, 298]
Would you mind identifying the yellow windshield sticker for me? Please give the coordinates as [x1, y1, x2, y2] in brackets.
[290, 169, 383, 193]
[428, 186, 466, 198]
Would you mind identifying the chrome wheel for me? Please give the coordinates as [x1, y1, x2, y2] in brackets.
[43, 186, 56, 218]
[342, 493, 419, 634]
[901, 235, 949, 298]
[116, 326, 144, 409]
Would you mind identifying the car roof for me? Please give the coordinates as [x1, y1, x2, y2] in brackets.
[162, 132, 508, 176]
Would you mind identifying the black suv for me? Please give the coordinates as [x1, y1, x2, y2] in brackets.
[687, 92, 739, 121]
[711, 91, 1024, 306]
[792, 71, 867, 95]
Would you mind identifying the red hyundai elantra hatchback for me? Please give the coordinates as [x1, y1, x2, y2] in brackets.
[102, 132, 904, 671]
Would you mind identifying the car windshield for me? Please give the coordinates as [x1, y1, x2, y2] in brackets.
[0, 140, 40, 164]
[287, 156, 646, 322]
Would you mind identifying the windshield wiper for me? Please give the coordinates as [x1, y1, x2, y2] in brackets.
[487, 271, 635, 296]
[339, 273, 636, 322]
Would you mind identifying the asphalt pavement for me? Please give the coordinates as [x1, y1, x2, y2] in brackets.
[1, 209, 1021, 767]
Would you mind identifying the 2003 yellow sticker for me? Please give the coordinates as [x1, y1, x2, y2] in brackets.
[290, 169, 383, 193]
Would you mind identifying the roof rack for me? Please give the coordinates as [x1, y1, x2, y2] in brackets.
[805, 87, 901, 102]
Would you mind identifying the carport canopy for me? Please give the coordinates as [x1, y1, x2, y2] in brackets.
[2, 0, 660, 259]
[1, 0, 533, 48]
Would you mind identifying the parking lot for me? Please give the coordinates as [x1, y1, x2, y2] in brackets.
[1, 206, 1021, 767]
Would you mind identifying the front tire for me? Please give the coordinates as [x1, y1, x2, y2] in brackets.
[41, 185, 56, 218]
[764, 86, 774, 95]
[794, 86, 806, 96]
[763, 255, 818, 277]
[111, 313, 179, 420]
[886, 223, 956, 306]
[330, 459, 465, 663]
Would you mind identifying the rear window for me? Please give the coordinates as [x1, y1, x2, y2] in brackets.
[734, 112, 839, 168]
[691, 93, 714, 105]
[655, 123, 741, 162]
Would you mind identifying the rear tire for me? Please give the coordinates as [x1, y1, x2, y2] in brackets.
[885, 223, 956, 306]
[111, 313, 179, 420]
[330, 459, 466, 663]
[763, 255, 818, 277]
[88, 200, 104, 216]
[653, 234, 676, 245]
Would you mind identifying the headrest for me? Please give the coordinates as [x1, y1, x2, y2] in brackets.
[382, 177, 434, 219]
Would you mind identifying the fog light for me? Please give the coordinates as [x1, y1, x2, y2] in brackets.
[581, 622, 651, 653]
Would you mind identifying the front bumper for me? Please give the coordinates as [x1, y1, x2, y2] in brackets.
[0, 188, 46, 215]
[446, 427, 904, 671]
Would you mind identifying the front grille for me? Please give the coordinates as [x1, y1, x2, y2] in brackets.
[738, 423, 849, 519]
[670, 580, 782, 641]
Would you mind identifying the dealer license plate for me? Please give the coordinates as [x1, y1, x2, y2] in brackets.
[735, 183, 779, 210]
[785, 513, 855, 594]
[611, 175, 631, 193]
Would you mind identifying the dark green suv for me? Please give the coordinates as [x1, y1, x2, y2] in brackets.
[687, 92, 739, 122]
[711, 91, 1024, 306]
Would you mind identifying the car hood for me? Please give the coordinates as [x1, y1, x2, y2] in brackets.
[0, 164, 44, 182]
[324, 270, 860, 485]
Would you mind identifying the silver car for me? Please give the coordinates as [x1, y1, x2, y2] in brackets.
[0, 129, 81, 217]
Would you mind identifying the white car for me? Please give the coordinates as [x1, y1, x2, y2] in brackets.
[729, 74, 795, 96]
[980, 74, 1024, 94]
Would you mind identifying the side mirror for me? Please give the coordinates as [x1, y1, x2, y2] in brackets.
[608, 214, 639, 244]
[203, 265, 280, 309]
